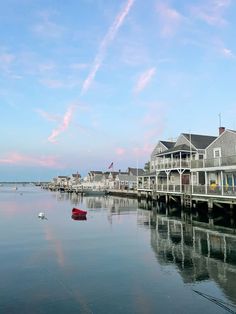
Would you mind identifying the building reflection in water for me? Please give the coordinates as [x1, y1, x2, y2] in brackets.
[137, 201, 236, 307]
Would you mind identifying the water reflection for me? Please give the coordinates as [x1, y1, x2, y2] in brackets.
[137, 201, 236, 307]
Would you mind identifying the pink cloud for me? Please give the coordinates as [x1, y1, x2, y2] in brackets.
[48, 105, 77, 143]
[190, 0, 231, 26]
[81, 0, 135, 94]
[35, 108, 61, 122]
[134, 67, 156, 93]
[115, 147, 126, 156]
[132, 143, 154, 158]
[0, 152, 61, 168]
[157, 3, 183, 37]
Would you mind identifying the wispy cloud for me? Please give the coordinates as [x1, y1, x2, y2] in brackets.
[0, 52, 16, 76]
[221, 47, 234, 58]
[35, 108, 61, 122]
[156, 2, 183, 38]
[134, 67, 156, 93]
[81, 0, 135, 94]
[212, 38, 235, 58]
[40, 78, 80, 89]
[190, 0, 231, 26]
[40, 78, 64, 89]
[48, 105, 77, 143]
[70, 63, 88, 70]
[0, 152, 61, 168]
[33, 11, 65, 38]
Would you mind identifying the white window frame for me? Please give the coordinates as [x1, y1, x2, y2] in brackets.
[213, 147, 221, 158]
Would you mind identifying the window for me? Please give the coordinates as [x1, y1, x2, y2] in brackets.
[213, 148, 221, 158]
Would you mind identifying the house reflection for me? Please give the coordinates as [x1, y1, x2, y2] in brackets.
[137, 207, 236, 306]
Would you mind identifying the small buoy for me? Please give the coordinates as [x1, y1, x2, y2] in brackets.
[38, 212, 46, 219]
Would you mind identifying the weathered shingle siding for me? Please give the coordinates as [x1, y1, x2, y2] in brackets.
[206, 131, 236, 159]
[175, 134, 190, 147]
[151, 142, 167, 159]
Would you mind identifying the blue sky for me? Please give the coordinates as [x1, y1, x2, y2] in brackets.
[1, 0, 236, 181]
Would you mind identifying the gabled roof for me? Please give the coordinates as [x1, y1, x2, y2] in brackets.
[205, 128, 236, 149]
[116, 174, 137, 181]
[89, 171, 103, 174]
[156, 144, 196, 156]
[72, 173, 81, 177]
[182, 133, 216, 149]
[93, 174, 103, 181]
[160, 141, 175, 149]
[128, 167, 145, 176]
[139, 171, 156, 177]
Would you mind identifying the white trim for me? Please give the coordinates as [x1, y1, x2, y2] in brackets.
[213, 147, 221, 158]
[205, 129, 233, 150]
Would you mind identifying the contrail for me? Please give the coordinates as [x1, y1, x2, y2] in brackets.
[48, 105, 77, 143]
[81, 0, 135, 94]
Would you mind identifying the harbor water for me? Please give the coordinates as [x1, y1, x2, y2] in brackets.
[0, 185, 236, 313]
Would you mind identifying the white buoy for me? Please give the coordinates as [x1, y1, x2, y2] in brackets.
[38, 212, 46, 219]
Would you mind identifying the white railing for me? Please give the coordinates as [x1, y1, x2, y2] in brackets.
[191, 155, 236, 169]
[138, 183, 236, 197]
[156, 159, 190, 170]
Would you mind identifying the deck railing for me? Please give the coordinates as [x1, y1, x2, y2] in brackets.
[156, 159, 190, 170]
[138, 183, 236, 197]
[191, 155, 236, 169]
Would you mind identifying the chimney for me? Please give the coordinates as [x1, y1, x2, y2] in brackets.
[219, 126, 225, 135]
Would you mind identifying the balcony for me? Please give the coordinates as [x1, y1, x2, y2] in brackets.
[156, 159, 190, 170]
[191, 155, 236, 169]
[138, 182, 236, 197]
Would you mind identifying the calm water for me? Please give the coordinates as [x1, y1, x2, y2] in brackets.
[0, 185, 236, 314]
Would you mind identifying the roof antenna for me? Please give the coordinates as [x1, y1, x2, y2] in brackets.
[218, 113, 221, 127]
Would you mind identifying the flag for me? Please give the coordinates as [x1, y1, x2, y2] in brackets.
[108, 162, 113, 169]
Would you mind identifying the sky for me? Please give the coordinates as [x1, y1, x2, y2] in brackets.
[1, 0, 236, 181]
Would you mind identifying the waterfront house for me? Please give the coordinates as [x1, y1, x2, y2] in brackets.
[150, 140, 175, 172]
[139, 132, 216, 193]
[191, 127, 236, 196]
[55, 175, 70, 187]
[114, 173, 137, 190]
[127, 167, 145, 176]
[87, 171, 103, 183]
[69, 173, 81, 187]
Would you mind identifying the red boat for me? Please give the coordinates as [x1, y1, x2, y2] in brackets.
[72, 207, 87, 216]
[71, 214, 87, 221]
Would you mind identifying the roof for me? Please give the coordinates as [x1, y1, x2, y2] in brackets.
[128, 167, 145, 176]
[157, 144, 196, 156]
[139, 171, 156, 177]
[72, 173, 81, 177]
[93, 174, 103, 182]
[182, 133, 217, 149]
[156, 144, 196, 156]
[160, 141, 175, 149]
[116, 174, 137, 181]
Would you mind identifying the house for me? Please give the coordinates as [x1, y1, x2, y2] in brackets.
[114, 173, 137, 190]
[139, 132, 216, 193]
[103, 171, 128, 189]
[191, 127, 236, 196]
[150, 140, 175, 172]
[55, 175, 70, 187]
[87, 171, 103, 183]
[69, 173, 81, 186]
[127, 167, 145, 176]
